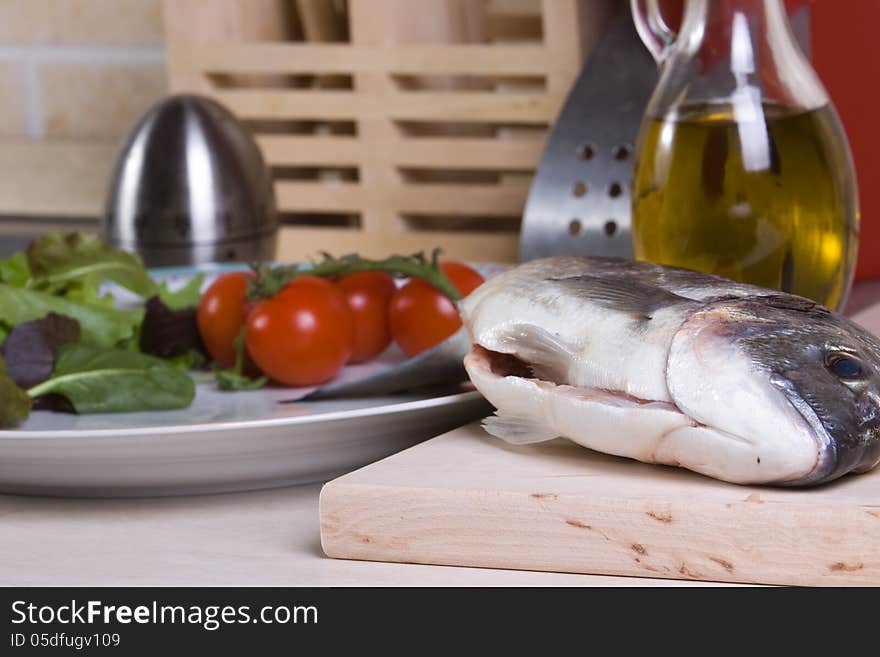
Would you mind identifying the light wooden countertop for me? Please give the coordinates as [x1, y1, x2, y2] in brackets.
[0, 484, 730, 586]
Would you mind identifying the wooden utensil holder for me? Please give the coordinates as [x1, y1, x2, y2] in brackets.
[163, 0, 614, 262]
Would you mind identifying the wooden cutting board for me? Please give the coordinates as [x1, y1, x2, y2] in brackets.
[319, 422, 880, 586]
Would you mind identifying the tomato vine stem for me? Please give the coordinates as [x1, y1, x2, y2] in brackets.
[214, 328, 267, 391]
[247, 249, 462, 302]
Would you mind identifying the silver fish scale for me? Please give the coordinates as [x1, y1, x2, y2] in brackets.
[539, 256, 776, 302]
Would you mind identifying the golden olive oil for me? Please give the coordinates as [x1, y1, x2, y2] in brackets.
[632, 103, 858, 310]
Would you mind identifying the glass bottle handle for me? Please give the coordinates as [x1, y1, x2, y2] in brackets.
[631, 0, 677, 63]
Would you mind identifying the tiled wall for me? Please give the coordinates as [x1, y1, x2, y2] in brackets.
[0, 0, 167, 140]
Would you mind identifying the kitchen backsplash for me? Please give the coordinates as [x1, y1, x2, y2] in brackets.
[0, 0, 167, 140]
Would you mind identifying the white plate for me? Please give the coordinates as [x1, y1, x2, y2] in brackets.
[0, 264, 490, 497]
[0, 385, 489, 497]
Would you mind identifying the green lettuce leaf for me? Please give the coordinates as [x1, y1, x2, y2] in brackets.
[215, 369, 267, 391]
[63, 284, 117, 309]
[157, 273, 205, 310]
[27, 231, 157, 298]
[0, 251, 31, 287]
[0, 354, 31, 428]
[0, 283, 143, 348]
[27, 343, 195, 414]
[166, 349, 208, 371]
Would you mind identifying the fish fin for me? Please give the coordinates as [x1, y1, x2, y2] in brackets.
[482, 412, 559, 445]
[550, 275, 689, 319]
[495, 324, 573, 382]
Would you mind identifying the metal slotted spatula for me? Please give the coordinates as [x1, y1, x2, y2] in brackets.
[519, 4, 657, 261]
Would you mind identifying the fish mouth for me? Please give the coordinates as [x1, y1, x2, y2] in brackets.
[473, 345, 669, 408]
[766, 374, 839, 485]
[770, 374, 880, 485]
[466, 344, 697, 464]
[479, 347, 538, 380]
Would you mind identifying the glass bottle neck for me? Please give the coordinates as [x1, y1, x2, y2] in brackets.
[686, 0, 786, 21]
[663, 0, 826, 111]
[681, 0, 793, 57]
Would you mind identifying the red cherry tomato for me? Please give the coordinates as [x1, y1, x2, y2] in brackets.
[436, 261, 484, 297]
[337, 271, 396, 363]
[244, 276, 354, 386]
[197, 271, 255, 368]
[389, 261, 485, 357]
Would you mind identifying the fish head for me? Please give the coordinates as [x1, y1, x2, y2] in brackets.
[756, 298, 880, 482]
[668, 295, 880, 484]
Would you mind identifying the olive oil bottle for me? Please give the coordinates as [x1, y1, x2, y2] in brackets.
[630, 0, 859, 311]
[632, 103, 858, 310]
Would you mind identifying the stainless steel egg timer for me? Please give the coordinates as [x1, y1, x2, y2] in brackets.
[104, 94, 277, 267]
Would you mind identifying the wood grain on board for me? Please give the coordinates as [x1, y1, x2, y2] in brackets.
[320, 422, 880, 586]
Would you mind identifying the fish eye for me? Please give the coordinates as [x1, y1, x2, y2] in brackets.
[826, 353, 864, 379]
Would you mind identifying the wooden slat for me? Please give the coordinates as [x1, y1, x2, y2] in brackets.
[296, 0, 349, 90]
[389, 136, 544, 169]
[542, 0, 617, 93]
[216, 90, 562, 122]
[274, 182, 365, 213]
[541, 0, 583, 93]
[385, 182, 529, 216]
[486, 14, 543, 40]
[257, 135, 544, 169]
[347, 0, 398, 234]
[257, 136, 362, 166]
[176, 43, 557, 77]
[275, 181, 529, 216]
[277, 226, 519, 263]
[162, 0, 299, 93]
